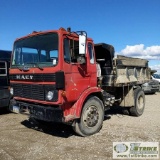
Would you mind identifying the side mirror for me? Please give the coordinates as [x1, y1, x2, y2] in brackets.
[79, 32, 87, 55]
[77, 56, 86, 64]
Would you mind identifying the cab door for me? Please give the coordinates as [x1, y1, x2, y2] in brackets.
[62, 38, 96, 102]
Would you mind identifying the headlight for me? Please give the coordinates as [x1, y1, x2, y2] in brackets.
[46, 91, 54, 100]
[10, 87, 14, 95]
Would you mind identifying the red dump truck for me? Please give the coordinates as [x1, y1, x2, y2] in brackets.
[9, 27, 150, 136]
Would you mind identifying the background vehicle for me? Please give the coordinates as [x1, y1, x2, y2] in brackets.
[151, 72, 160, 91]
[142, 80, 159, 94]
[9, 28, 151, 136]
[0, 50, 11, 108]
[152, 74, 160, 83]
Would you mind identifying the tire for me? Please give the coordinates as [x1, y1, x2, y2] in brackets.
[73, 96, 104, 137]
[129, 88, 145, 116]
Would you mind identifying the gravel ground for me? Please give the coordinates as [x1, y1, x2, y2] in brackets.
[0, 93, 160, 160]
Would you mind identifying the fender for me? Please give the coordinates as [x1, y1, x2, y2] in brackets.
[64, 87, 102, 122]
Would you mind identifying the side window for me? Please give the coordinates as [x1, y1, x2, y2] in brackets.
[0, 62, 7, 76]
[88, 43, 94, 64]
[70, 40, 79, 63]
[63, 38, 79, 63]
[64, 39, 71, 63]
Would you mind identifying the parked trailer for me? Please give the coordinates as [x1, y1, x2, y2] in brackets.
[0, 50, 11, 108]
[9, 28, 150, 136]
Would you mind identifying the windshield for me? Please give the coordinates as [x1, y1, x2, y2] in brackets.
[153, 74, 160, 79]
[12, 33, 58, 68]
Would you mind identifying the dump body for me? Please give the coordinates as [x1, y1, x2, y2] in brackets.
[94, 44, 150, 87]
[114, 55, 150, 85]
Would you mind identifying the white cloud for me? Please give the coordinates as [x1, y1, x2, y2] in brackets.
[116, 44, 160, 60]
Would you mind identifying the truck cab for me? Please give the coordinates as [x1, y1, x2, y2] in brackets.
[9, 28, 98, 119]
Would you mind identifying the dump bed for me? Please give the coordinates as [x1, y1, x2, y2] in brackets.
[0, 50, 11, 107]
[94, 44, 151, 87]
[113, 55, 151, 86]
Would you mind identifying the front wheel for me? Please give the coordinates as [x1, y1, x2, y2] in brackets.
[73, 96, 104, 137]
[129, 87, 145, 116]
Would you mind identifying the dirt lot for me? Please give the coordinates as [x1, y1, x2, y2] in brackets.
[0, 93, 160, 160]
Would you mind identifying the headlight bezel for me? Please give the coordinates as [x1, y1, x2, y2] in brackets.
[46, 90, 54, 101]
[10, 87, 14, 95]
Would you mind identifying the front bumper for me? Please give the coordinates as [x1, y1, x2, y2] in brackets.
[9, 99, 63, 122]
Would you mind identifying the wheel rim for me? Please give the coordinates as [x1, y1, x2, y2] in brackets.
[138, 96, 144, 110]
[83, 105, 99, 128]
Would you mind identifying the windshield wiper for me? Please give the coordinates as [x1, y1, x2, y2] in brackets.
[12, 65, 29, 71]
[25, 63, 43, 70]
[17, 66, 23, 71]
[13, 65, 24, 71]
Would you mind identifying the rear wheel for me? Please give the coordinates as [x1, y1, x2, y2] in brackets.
[73, 96, 104, 137]
[129, 88, 145, 116]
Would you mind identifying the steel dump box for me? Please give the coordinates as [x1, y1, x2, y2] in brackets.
[94, 44, 151, 87]
[113, 55, 151, 86]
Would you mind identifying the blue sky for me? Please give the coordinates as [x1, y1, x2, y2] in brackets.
[0, 0, 160, 72]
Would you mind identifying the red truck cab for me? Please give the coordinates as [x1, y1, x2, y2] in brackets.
[9, 28, 106, 136]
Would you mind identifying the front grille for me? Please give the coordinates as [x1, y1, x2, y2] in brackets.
[11, 83, 56, 101]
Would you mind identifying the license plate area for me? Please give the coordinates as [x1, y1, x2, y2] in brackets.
[30, 106, 63, 122]
[13, 106, 20, 113]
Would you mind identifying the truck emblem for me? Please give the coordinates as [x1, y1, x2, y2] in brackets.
[16, 75, 33, 80]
